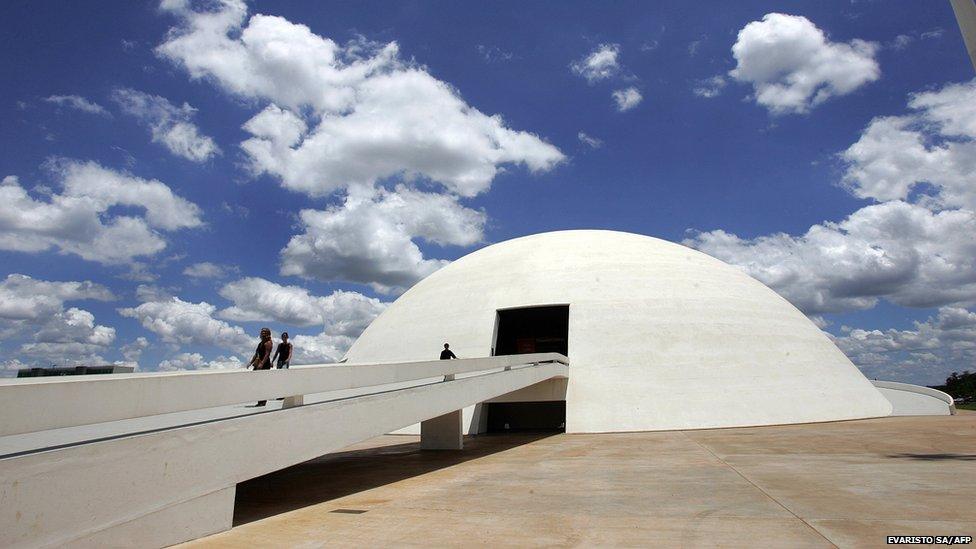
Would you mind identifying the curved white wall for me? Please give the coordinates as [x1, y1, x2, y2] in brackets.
[872, 380, 956, 416]
[346, 230, 893, 433]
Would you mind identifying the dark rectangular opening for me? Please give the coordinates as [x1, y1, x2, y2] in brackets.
[485, 402, 566, 432]
[493, 305, 569, 357]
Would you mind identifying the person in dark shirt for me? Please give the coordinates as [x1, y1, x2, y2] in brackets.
[273, 332, 293, 369]
[440, 343, 457, 360]
[247, 327, 274, 406]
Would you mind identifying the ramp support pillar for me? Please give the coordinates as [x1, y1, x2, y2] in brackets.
[420, 409, 463, 450]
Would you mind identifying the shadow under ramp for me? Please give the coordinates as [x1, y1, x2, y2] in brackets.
[233, 432, 554, 526]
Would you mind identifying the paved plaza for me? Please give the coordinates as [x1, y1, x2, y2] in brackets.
[185, 413, 976, 548]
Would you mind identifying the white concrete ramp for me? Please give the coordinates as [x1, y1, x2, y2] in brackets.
[871, 380, 956, 416]
[0, 354, 568, 548]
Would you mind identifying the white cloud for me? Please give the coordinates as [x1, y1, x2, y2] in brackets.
[693, 75, 727, 98]
[841, 79, 976, 210]
[477, 44, 514, 63]
[216, 277, 387, 364]
[570, 43, 621, 83]
[112, 88, 220, 162]
[218, 277, 387, 333]
[1, 359, 30, 376]
[0, 274, 117, 371]
[290, 332, 353, 364]
[159, 3, 562, 198]
[0, 273, 114, 321]
[158, 352, 244, 371]
[834, 307, 976, 385]
[577, 132, 603, 149]
[183, 262, 231, 278]
[889, 34, 914, 50]
[686, 79, 976, 316]
[44, 95, 110, 116]
[0, 160, 202, 264]
[729, 13, 880, 114]
[238, 81, 562, 198]
[49, 312, 114, 347]
[119, 296, 253, 351]
[612, 87, 642, 112]
[280, 185, 485, 293]
[156, 1, 560, 293]
[30, 307, 115, 347]
[121, 336, 150, 363]
[685, 201, 976, 314]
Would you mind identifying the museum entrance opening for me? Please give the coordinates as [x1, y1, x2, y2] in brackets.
[488, 305, 568, 432]
[485, 401, 566, 432]
[493, 305, 569, 357]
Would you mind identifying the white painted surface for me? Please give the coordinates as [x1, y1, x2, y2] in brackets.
[872, 380, 956, 416]
[0, 361, 567, 548]
[420, 410, 464, 449]
[345, 230, 893, 433]
[63, 487, 235, 549]
[0, 353, 565, 437]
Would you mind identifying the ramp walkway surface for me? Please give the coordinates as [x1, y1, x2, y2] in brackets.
[0, 354, 568, 548]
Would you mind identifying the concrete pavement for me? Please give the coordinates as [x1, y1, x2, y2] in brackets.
[183, 413, 976, 548]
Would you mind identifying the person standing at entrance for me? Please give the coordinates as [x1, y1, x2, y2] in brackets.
[440, 343, 457, 360]
[247, 327, 274, 406]
[273, 332, 293, 369]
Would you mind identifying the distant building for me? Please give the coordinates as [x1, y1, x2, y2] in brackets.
[16, 365, 134, 378]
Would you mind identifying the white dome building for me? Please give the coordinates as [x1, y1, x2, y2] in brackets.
[344, 230, 892, 433]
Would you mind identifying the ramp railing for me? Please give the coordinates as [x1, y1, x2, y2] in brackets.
[0, 353, 568, 437]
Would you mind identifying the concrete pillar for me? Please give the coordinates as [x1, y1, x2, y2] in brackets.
[282, 394, 304, 409]
[420, 409, 463, 450]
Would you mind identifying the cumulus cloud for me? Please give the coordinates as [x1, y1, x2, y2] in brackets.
[157, 0, 561, 292]
[112, 88, 220, 162]
[577, 132, 603, 149]
[570, 43, 621, 83]
[119, 296, 252, 351]
[841, 79, 976, 210]
[0, 160, 202, 264]
[834, 307, 976, 385]
[158, 352, 244, 371]
[693, 75, 727, 98]
[158, 2, 562, 198]
[686, 201, 976, 314]
[216, 277, 386, 364]
[729, 13, 880, 114]
[0, 274, 117, 372]
[183, 262, 232, 278]
[0, 273, 114, 321]
[44, 94, 110, 116]
[686, 79, 976, 316]
[0, 359, 30, 376]
[121, 336, 150, 363]
[218, 277, 386, 332]
[280, 185, 486, 293]
[612, 87, 642, 112]
[290, 331, 354, 363]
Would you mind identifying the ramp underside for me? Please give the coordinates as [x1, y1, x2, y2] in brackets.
[0, 362, 566, 548]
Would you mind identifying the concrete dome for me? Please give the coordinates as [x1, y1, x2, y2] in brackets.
[345, 230, 892, 433]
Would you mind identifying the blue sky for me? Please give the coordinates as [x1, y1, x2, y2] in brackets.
[1, 0, 974, 384]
